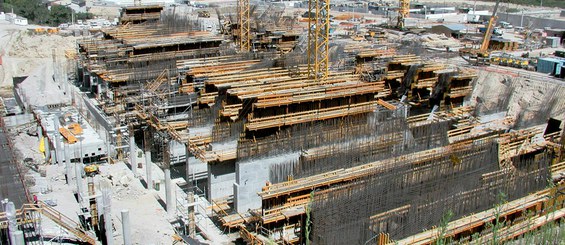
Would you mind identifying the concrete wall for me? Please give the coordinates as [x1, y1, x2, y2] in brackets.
[207, 161, 236, 201]
[500, 13, 565, 30]
[234, 152, 300, 212]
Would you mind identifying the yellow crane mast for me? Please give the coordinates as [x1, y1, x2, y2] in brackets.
[307, 0, 331, 81]
[237, 0, 251, 51]
[398, 0, 410, 29]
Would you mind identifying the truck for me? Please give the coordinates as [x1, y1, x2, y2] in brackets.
[478, 27, 503, 36]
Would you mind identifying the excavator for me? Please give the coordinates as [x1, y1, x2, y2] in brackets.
[459, 0, 500, 65]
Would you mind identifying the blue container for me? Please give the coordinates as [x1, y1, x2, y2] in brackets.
[537, 57, 565, 74]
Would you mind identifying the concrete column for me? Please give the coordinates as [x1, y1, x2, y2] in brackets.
[44, 134, 51, 164]
[100, 179, 113, 245]
[37, 125, 43, 140]
[185, 143, 195, 238]
[13, 230, 24, 245]
[64, 143, 71, 184]
[76, 154, 84, 202]
[121, 209, 131, 245]
[129, 131, 136, 176]
[185, 144, 190, 186]
[97, 83, 102, 100]
[53, 116, 62, 166]
[164, 168, 173, 215]
[50, 150, 56, 164]
[106, 131, 111, 162]
[6, 201, 16, 245]
[145, 151, 152, 190]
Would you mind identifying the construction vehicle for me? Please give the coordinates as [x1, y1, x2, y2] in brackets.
[84, 164, 100, 177]
[491, 53, 530, 69]
[198, 11, 210, 18]
[459, 0, 500, 65]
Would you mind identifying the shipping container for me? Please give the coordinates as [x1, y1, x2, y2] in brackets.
[545, 37, 561, 48]
[537, 57, 565, 74]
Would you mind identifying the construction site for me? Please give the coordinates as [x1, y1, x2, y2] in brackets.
[1, 0, 565, 244]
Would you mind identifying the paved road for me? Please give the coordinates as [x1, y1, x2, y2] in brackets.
[0, 125, 28, 209]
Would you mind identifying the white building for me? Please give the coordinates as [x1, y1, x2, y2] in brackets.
[14, 17, 28, 26]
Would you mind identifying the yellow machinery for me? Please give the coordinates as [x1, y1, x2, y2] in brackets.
[397, 0, 410, 30]
[84, 165, 100, 177]
[491, 53, 530, 69]
[197, 11, 210, 18]
[490, 56, 501, 65]
[459, 0, 500, 65]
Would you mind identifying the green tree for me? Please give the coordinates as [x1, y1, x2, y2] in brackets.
[75, 12, 94, 21]
[49, 5, 72, 26]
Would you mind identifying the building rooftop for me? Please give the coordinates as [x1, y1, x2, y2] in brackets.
[440, 24, 467, 32]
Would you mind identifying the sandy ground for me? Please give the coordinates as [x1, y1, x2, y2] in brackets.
[0, 20, 77, 97]
[17, 130, 179, 244]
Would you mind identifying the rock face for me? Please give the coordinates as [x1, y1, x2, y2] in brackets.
[471, 69, 565, 127]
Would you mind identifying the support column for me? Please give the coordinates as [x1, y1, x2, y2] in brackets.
[76, 153, 84, 202]
[97, 83, 102, 100]
[106, 131, 112, 163]
[164, 168, 172, 214]
[6, 201, 17, 245]
[121, 210, 131, 245]
[53, 116, 62, 166]
[186, 143, 195, 238]
[129, 125, 136, 176]
[44, 130, 51, 164]
[13, 231, 24, 245]
[144, 129, 152, 190]
[164, 142, 173, 215]
[37, 125, 42, 139]
[64, 142, 71, 184]
[101, 179, 113, 245]
[50, 150, 56, 164]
